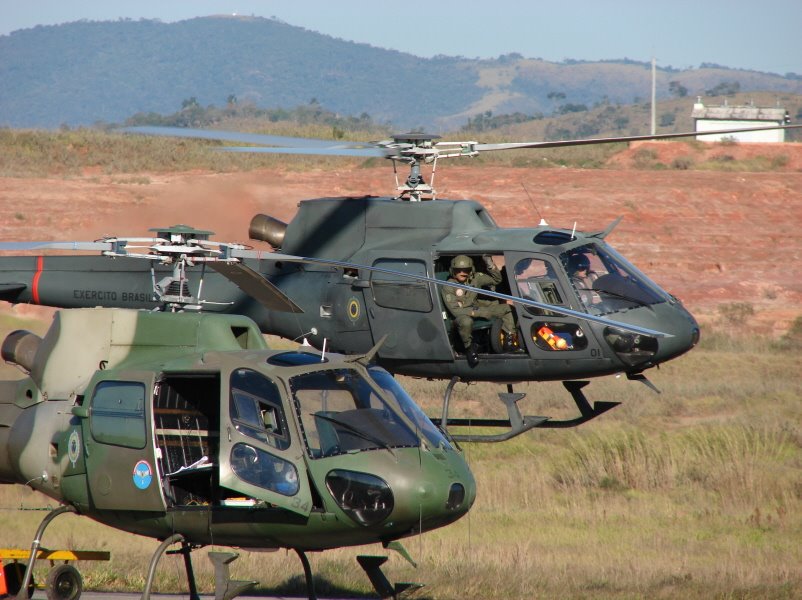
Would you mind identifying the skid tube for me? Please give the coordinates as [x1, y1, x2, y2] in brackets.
[431, 377, 620, 443]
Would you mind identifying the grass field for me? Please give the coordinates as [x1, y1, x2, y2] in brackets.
[0, 312, 799, 599]
[0, 126, 799, 598]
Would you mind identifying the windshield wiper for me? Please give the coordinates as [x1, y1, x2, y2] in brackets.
[312, 412, 396, 457]
[594, 287, 652, 308]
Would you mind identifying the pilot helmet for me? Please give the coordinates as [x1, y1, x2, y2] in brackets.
[450, 255, 475, 276]
[568, 254, 590, 274]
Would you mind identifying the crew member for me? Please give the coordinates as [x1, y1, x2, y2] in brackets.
[442, 255, 517, 366]
[568, 253, 600, 307]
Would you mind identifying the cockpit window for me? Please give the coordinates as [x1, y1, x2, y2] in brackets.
[290, 368, 420, 458]
[513, 257, 563, 315]
[562, 244, 666, 314]
[367, 367, 452, 451]
[230, 369, 290, 451]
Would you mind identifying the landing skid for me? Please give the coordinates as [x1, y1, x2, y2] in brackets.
[142, 536, 259, 600]
[432, 377, 620, 443]
[140, 537, 418, 600]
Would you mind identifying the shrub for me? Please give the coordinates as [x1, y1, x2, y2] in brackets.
[671, 156, 694, 170]
[718, 302, 755, 326]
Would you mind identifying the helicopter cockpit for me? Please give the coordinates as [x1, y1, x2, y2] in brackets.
[431, 235, 683, 373]
[561, 244, 668, 316]
[287, 361, 451, 459]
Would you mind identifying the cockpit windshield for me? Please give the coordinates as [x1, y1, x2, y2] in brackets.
[562, 243, 668, 314]
[367, 367, 452, 451]
[290, 367, 429, 458]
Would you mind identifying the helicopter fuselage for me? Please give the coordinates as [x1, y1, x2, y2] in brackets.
[0, 309, 475, 551]
[0, 196, 699, 384]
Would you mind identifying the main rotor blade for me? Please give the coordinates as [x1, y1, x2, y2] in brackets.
[122, 126, 378, 150]
[0, 241, 113, 252]
[475, 123, 802, 152]
[209, 261, 303, 313]
[221, 146, 388, 157]
[233, 249, 671, 338]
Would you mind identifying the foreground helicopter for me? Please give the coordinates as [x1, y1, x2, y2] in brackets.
[0, 306, 474, 599]
[2, 121, 798, 441]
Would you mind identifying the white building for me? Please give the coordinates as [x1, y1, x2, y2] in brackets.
[692, 99, 789, 142]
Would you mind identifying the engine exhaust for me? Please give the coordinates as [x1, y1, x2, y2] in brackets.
[1, 330, 42, 373]
[249, 214, 288, 248]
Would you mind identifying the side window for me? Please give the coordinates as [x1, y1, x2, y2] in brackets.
[513, 258, 563, 315]
[531, 322, 589, 352]
[230, 443, 299, 496]
[230, 369, 290, 451]
[371, 258, 432, 312]
[90, 381, 146, 449]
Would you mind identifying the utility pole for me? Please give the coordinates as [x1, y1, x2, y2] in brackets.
[651, 57, 656, 135]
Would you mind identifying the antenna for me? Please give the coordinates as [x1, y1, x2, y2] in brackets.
[520, 182, 548, 226]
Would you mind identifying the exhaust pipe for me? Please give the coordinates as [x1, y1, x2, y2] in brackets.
[1, 330, 42, 373]
[249, 214, 288, 249]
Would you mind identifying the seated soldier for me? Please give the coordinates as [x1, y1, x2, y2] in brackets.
[441, 255, 517, 367]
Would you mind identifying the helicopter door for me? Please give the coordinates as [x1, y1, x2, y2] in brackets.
[505, 252, 604, 358]
[81, 372, 165, 511]
[362, 254, 453, 360]
[219, 368, 314, 516]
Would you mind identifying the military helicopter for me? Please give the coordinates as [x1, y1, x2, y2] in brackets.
[0, 306, 474, 599]
[1, 121, 798, 442]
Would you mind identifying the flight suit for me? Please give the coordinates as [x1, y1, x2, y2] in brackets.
[442, 262, 516, 349]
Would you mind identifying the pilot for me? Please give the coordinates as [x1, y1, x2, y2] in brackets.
[442, 255, 517, 366]
[568, 254, 600, 306]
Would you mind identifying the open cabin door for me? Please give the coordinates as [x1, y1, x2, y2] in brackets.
[81, 371, 164, 511]
[153, 373, 219, 508]
[218, 368, 313, 516]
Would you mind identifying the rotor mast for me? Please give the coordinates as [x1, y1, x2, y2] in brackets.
[384, 133, 479, 201]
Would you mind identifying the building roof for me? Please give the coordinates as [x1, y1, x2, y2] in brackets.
[691, 103, 787, 122]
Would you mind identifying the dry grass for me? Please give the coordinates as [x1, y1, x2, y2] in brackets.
[1, 126, 613, 177]
[0, 128, 369, 178]
[4, 127, 791, 180]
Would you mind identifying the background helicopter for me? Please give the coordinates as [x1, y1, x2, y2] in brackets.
[0, 305, 474, 599]
[1, 122, 798, 442]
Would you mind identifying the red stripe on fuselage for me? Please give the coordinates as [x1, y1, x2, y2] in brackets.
[32, 256, 44, 304]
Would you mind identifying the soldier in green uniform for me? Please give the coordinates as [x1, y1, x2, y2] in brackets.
[442, 255, 517, 366]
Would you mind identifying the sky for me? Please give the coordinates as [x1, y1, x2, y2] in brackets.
[3, 1, 802, 75]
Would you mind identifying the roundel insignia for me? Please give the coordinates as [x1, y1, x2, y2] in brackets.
[347, 297, 361, 321]
[133, 460, 153, 490]
[67, 430, 81, 466]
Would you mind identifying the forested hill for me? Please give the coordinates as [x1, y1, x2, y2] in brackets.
[2, 15, 801, 130]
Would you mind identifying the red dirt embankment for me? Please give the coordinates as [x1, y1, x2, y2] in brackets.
[1, 142, 801, 335]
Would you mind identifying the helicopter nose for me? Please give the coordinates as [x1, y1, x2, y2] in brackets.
[322, 448, 476, 535]
[654, 303, 700, 364]
[394, 449, 476, 533]
[602, 302, 699, 371]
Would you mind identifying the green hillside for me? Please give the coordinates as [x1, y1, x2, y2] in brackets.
[2, 16, 801, 130]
